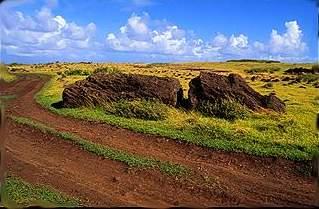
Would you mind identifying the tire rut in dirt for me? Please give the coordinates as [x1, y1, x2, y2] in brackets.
[6, 121, 240, 207]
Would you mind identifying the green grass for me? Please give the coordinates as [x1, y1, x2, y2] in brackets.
[245, 67, 281, 74]
[0, 94, 17, 102]
[226, 59, 280, 63]
[11, 115, 188, 176]
[93, 66, 120, 74]
[63, 69, 91, 76]
[297, 74, 319, 83]
[104, 99, 169, 121]
[34, 72, 319, 161]
[197, 100, 250, 121]
[0, 64, 16, 82]
[1, 176, 79, 207]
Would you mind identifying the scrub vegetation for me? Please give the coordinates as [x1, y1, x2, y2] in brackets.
[6, 61, 319, 161]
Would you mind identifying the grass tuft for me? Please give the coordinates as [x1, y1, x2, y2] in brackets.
[1, 176, 79, 207]
[197, 100, 250, 121]
[245, 67, 281, 74]
[63, 69, 91, 76]
[0, 64, 16, 82]
[93, 66, 120, 74]
[104, 99, 169, 121]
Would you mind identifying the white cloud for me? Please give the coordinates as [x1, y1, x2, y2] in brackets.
[1, 5, 97, 57]
[1, 2, 310, 63]
[269, 20, 307, 55]
[229, 34, 248, 49]
[105, 13, 192, 55]
[105, 14, 308, 61]
[212, 33, 228, 48]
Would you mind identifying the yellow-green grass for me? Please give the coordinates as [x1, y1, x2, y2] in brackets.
[0, 64, 16, 82]
[9, 61, 312, 94]
[1, 176, 79, 207]
[11, 116, 188, 176]
[10, 62, 319, 161]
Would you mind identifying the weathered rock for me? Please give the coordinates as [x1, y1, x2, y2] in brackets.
[261, 78, 271, 82]
[251, 76, 258, 81]
[261, 93, 286, 112]
[62, 72, 183, 108]
[284, 67, 319, 75]
[188, 71, 285, 112]
[288, 80, 298, 85]
[281, 76, 292, 81]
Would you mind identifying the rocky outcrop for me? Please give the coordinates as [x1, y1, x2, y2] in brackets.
[62, 72, 183, 108]
[284, 67, 319, 75]
[188, 71, 286, 112]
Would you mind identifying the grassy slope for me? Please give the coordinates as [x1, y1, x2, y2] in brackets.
[1, 176, 79, 207]
[14, 62, 319, 161]
[0, 64, 16, 82]
[11, 116, 188, 176]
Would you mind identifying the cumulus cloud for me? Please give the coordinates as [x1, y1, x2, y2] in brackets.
[1, 4, 97, 57]
[105, 13, 192, 55]
[269, 20, 307, 55]
[1, 2, 309, 63]
[106, 15, 309, 61]
[229, 34, 249, 49]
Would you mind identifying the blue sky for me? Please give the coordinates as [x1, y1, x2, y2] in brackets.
[1, 0, 317, 63]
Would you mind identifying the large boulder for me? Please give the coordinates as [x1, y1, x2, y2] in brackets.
[188, 71, 285, 112]
[62, 72, 183, 108]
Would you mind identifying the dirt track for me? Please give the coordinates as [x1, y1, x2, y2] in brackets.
[1, 75, 317, 207]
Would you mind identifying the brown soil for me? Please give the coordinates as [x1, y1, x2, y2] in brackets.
[1, 75, 317, 207]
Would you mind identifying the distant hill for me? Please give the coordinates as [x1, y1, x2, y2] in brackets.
[226, 59, 280, 63]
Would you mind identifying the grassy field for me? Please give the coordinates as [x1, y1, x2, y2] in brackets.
[0, 64, 16, 82]
[7, 61, 319, 161]
[1, 176, 79, 207]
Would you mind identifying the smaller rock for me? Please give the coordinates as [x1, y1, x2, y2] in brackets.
[285, 67, 319, 75]
[251, 76, 257, 81]
[261, 78, 271, 82]
[295, 77, 302, 82]
[112, 176, 120, 182]
[262, 93, 286, 113]
[271, 78, 280, 82]
[281, 76, 291, 81]
[288, 80, 298, 85]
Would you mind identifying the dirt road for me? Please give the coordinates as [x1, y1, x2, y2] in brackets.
[1, 75, 317, 207]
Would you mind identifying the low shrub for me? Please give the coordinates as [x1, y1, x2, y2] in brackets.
[297, 74, 319, 83]
[245, 67, 281, 74]
[311, 64, 319, 72]
[64, 69, 91, 76]
[197, 100, 250, 121]
[93, 66, 120, 74]
[227, 59, 280, 63]
[145, 63, 169, 68]
[104, 99, 169, 121]
[263, 82, 273, 88]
